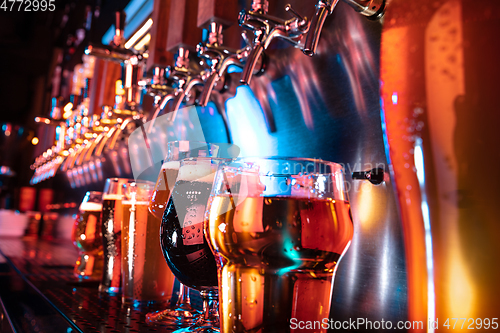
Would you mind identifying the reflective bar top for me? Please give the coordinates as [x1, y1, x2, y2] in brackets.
[0, 237, 199, 333]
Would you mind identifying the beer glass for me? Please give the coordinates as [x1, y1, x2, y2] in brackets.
[99, 177, 134, 295]
[146, 141, 219, 325]
[381, 0, 500, 325]
[121, 180, 176, 305]
[160, 157, 226, 332]
[206, 158, 354, 333]
[72, 191, 103, 281]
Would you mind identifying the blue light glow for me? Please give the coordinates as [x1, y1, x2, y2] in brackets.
[225, 86, 278, 157]
[392, 92, 398, 105]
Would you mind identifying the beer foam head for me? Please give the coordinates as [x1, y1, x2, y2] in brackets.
[102, 193, 123, 200]
[161, 160, 180, 170]
[177, 164, 215, 183]
[79, 202, 103, 211]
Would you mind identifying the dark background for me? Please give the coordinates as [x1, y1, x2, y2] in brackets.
[0, 0, 130, 187]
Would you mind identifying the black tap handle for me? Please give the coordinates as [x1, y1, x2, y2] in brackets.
[352, 167, 385, 185]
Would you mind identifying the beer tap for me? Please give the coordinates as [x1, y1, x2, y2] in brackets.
[193, 0, 243, 106]
[196, 26, 250, 107]
[303, 0, 385, 56]
[158, 0, 204, 118]
[238, 0, 309, 85]
[85, 11, 146, 113]
[167, 48, 208, 116]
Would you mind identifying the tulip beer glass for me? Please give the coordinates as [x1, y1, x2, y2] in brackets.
[160, 157, 226, 332]
[146, 142, 219, 326]
[206, 158, 354, 333]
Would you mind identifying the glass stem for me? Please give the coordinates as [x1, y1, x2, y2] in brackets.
[176, 283, 192, 307]
[199, 289, 219, 326]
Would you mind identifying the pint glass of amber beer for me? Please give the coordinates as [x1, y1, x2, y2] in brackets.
[206, 158, 353, 333]
[72, 191, 103, 280]
[99, 178, 134, 295]
[121, 180, 175, 305]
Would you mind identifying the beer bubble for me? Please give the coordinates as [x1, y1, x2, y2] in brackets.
[250, 276, 256, 282]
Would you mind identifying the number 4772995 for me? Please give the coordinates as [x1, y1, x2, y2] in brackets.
[1, 0, 56, 11]
[443, 318, 498, 330]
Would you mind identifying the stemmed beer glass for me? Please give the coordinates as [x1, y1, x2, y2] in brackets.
[146, 142, 219, 326]
[160, 157, 225, 333]
[205, 158, 354, 333]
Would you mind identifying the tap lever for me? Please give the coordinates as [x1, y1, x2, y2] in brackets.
[342, 0, 385, 19]
[285, 4, 306, 24]
[238, 1, 308, 84]
[352, 168, 385, 185]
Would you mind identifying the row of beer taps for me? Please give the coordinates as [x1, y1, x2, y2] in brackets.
[30, 0, 385, 187]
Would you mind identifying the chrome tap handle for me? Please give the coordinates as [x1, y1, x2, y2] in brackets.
[342, 0, 385, 19]
[303, 0, 339, 56]
[284, 4, 306, 24]
[238, 4, 308, 85]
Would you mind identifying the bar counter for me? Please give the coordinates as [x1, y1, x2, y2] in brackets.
[0, 236, 200, 333]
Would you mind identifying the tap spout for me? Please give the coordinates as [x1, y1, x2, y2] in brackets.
[199, 53, 245, 106]
[199, 72, 220, 107]
[303, 0, 339, 56]
[147, 93, 175, 132]
[171, 77, 205, 114]
[240, 43, 265, 85]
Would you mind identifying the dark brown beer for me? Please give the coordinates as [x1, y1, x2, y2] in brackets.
[160, 179, 218, 290]
[207, 195, 353, 333]
[100, 195, 123, 294]
[73, 202, 103, 280]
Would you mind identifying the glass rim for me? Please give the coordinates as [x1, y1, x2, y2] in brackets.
[105, 177, 135, 182]
[221, 156, 344, 174]
[85, 191, 103, 195]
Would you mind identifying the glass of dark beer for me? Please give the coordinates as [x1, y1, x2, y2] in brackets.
[160, 157, 226, 332]
[146, 142, 219, 326]
[206, 158, 354, 333]
[72, 191, 103, 281]
[99, 177, 135, 295]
